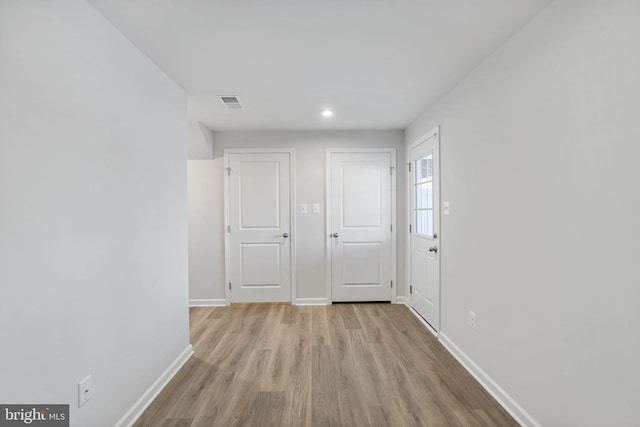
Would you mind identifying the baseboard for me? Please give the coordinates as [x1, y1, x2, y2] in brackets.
[189, 298, 227, 307]
[114, 344, 194, 427]
[294, 297, 330, 306]
[438, 333, 541, 427]
[395, 296, 408, 305]
[407, 307, 437, 337]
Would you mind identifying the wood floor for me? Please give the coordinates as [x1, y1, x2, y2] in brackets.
[134, 304, 517, 427]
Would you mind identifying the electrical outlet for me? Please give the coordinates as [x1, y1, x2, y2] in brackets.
[468, 310, 476, 329]
[78, 375, 94, 407]
[312, 203, 320, 214]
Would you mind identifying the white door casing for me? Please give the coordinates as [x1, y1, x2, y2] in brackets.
[327, 149, 396, 302]
[225, 150, 294, 303]
[408, 127, 440, 330]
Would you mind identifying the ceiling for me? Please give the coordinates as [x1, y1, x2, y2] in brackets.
[88, 0, 552, 131]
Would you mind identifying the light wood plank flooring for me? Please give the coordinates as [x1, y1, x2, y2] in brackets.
[134, 304, 517, 427]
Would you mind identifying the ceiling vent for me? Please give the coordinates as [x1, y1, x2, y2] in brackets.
[218, 95, 243, 110]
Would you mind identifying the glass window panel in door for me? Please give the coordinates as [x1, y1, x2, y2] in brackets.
[416, 153, 433, 183]
[414, 152, 434, 237]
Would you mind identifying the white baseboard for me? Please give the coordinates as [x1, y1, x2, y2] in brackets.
[407, 307, 437, 337]
[395, 296, 408, 305]
[294, 297, 330, 306]
[114, 344, 194, 427]
[438, 333, 540, 427]
[189, 298, 227, 307]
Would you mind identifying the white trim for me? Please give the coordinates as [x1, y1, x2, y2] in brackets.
[294, 297, 330, 306]
[438, 333, 541, 427]
[223, 148, 296, 304]
[291, 150, 297, 304]
[114, 345, 194, 427]
[325, 150, 332, 303]
[408, 307, 437, 337]
[394, 296, 408, 305]
[223, 152, 231, 306]
[189, 298, 227, 307]
[325, 148, 397, 304]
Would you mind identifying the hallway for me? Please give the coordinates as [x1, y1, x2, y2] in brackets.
[135, 304, 516, 426]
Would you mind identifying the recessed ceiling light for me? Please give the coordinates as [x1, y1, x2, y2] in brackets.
[321, 109, 333, 117]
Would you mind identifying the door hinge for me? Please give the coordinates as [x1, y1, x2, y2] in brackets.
[390, 166, 395, 176]
[408, 162, 412, 172]
[390, 280, 393, 288]
[228, 282, 232, 290]
[390, 224, 393, 232]
[227, 225, 231, 233]
[226, 167, 231, 176]
[410, 285, 413, 295]
[409, 224, 412, 233]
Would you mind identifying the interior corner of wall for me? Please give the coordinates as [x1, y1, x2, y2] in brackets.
[197, 121, 215, 157]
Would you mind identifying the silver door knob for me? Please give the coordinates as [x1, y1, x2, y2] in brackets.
[283, 233, 289, 238]
[332, 232, 339, 238]
[428, 246, 437, 253]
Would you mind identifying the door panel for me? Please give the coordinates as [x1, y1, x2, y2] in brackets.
[342, 163, 382, 227]
[240, 243, 281, 286]
[239, 162, 281, 228]
[330, 152, 392, 302]
[229, 152, 291, 303]
[409, 132, 440, 329]
[342, 242, 381, 285]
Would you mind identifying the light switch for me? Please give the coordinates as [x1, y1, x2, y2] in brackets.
[300, 204, 308, 214]
[443, 201, 450, 216]
[312, 203, 320, 214]
[78, 375, 94, 407]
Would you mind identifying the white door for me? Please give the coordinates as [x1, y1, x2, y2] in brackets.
[409, 131, 440, 329]
[227, 152, 291, 303]
[329, 151, 393, 302]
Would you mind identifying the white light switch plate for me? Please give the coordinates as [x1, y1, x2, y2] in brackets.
[78, 375, 94, 407]
[443, 201, 450, 215]
[312, 203, 320, 214]
[300, 204, 308, 214]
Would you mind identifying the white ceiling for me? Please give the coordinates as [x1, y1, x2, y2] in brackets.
[88, 0, 552, 131]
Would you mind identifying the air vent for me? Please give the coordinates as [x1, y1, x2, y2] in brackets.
[218, 95, 243, 110]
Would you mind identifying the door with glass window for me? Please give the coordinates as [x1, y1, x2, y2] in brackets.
[409, 131, 440, 329]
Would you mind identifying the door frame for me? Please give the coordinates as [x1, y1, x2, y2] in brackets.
[406, 125, 440, 332]
[223, 148, 297, 305]
[325, 148, 397, 304]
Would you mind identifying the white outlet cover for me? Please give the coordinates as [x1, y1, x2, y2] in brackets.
[468, 310, 476, 328]
[312, 203, 320, 214]
[300, 204, 308, 214]
[78, 375, 93, 407]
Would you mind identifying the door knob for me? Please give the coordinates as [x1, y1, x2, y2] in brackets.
[283, 233, 289, 238]
[332, 232, 339, 238]
[428, 246, 437, 253]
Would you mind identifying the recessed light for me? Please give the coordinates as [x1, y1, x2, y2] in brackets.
[321, 109, 333, 117]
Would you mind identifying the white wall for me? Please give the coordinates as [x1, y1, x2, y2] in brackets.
[186, 119, 221, 302]
[187, 130, 406, 303]
[187, 121, 214, 160]
[188, 161, 225, 302]
[0, 2, 190, 426]
[406, 1, 640, 425]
